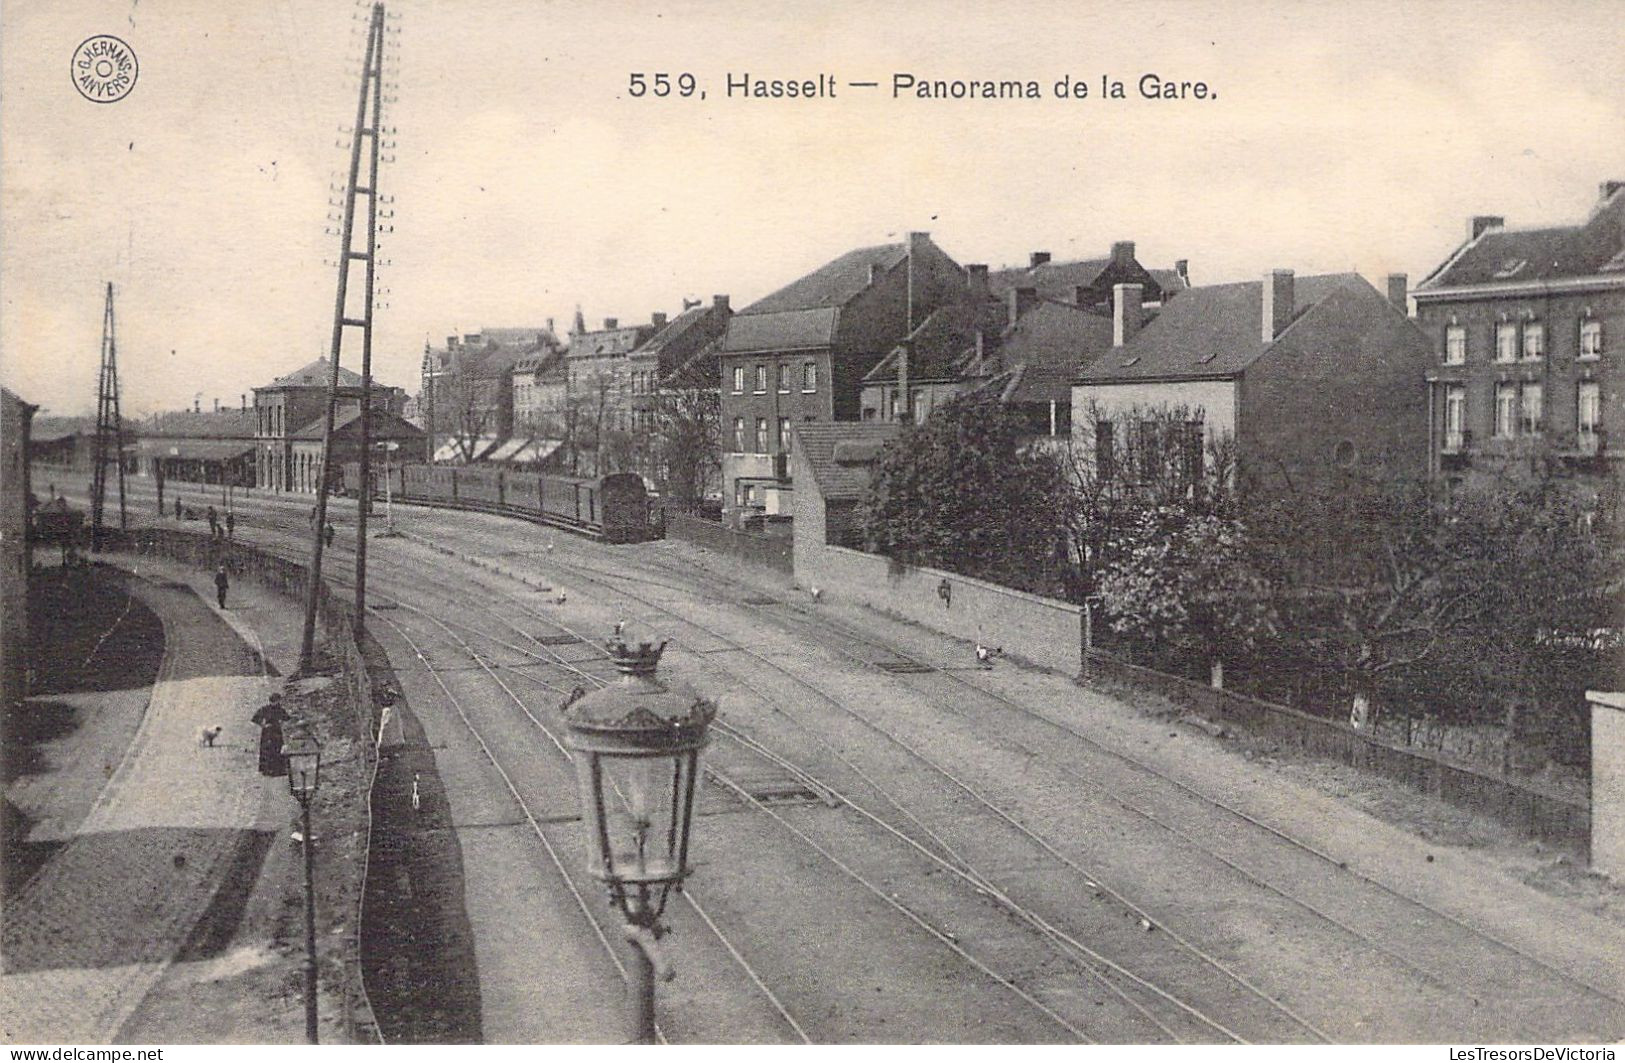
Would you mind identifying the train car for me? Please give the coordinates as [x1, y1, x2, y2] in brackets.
[596, 472, 649, 544]
[455, 465, 505, 509]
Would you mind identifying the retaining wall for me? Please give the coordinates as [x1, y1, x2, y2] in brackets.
[113, 528, 385, 1043]
[666, 513, 793, 575]
[796, 542, 1084, 675]
[1088, 649, 1591, 851]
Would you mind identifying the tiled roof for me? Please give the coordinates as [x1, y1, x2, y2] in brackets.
[1419, 188, 1625, 289]
[989, 257, 1111, 301]
[1076, 273, 1363, 383]
[863, 302, 1005, 384]
[1149, 268, 1190, 296]
[742, 243, 908, 314]
[996, 301, 1115, 404]
[30, 416, 95, 441]
[792, 421, 901, 503]
[264, 357, 365, 390]
[145, 408, 258, 438]
[722, 307, 840, 353]
[291, 407, 425, 441]
[567, 325, 657, 358]
[663, 337, 724, 390]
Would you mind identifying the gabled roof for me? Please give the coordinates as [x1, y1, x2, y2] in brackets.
[743, 243, 908, 315]
[663, 336, 724, 390]
[989, 257, 1111, 301]
[263, 357, 365, 390]
[792, 422, 901, 503]
[30, 416, 95, 442]
[863, 301, 1005, 385]
[721, 307, 839, 353]
[1149, 268, 1190, 297]
[632, 302, 732, 374]
[995, 300, 1115, 404]
[1418, 187, 1625, 290]
[567, 324, 657, 358]
[1076, 273, 1363, 383]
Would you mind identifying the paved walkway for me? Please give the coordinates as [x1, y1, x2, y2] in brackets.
[0, 558, 297, 1043]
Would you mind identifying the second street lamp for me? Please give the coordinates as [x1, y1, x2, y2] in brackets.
[562, 634, 715, 1045]
[284, 733, 322, 1045]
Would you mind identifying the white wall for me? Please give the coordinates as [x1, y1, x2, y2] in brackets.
[1071, 378, 1237, 475]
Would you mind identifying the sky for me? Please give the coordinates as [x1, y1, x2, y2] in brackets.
[3, 0, 1624, 417]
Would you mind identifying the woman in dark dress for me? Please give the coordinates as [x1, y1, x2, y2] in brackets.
[252, 693, 287, 777]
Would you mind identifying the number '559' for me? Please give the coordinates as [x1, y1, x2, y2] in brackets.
[628, 72, 699, 97]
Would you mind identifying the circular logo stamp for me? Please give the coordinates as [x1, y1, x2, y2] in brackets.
[72, 35, 138, 103]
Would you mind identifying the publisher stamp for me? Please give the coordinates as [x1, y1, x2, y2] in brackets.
[71, 35, 138, 103]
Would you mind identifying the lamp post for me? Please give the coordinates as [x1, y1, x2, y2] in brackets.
[283, 733, 323, 1045]
[562, 635, 715, 1044]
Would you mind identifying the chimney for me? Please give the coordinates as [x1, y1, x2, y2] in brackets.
[713, 294, 730, 311]
[1029, 251, 1051, 268]
[1262, 270, 1295, 342]
[604, 317, 618, 330]
[1601, 180, 1625, 201]
[240, 394, 246, 410]
[966, 264, 990, 301]
[1110, 240, 1135, 267]
[194, 397, 201, 413]
[1386, 273, 1409, 314]
[1008, 286, 1039, 327]
[651, 312, 667, 328]
[447, 335, 458, 349]
[214, 398, 220, 413]
[1175, 259, 1190, 284]
[546, 317, 555, 334]
[868, 263, 882, 285]
[1113, 284, 1144, 347]
[1469, 215, 1505, 241]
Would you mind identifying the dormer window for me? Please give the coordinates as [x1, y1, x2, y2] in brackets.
[1580, 318, 1604, 360]
[1444, 325, 1467, 365]
[1521, 321, 1545, 360]
[1493, 258, 1527, 279]
[1495, 322, 1519, 363]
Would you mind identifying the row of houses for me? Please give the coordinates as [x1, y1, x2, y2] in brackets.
[728, 181, 1624, 533]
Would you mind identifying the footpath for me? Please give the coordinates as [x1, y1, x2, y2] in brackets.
[1, 554, 312, 1044]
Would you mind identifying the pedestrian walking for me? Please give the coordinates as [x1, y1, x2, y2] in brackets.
[309, 505, 318, 528]
[175, 495, 182, 520]
[226, 511, 235, 540]
[207, 505, 219, 536]
[214, 565, 229, 608]
[324, 521, 335, 548]
[251, 693, 287, 777]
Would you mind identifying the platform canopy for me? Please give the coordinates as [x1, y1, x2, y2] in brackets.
[135, 439, 254, 461]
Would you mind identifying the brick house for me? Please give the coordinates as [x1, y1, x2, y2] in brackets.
[422, 326, 562, 462]
[1413, 181, 1625, 485]
[287, 407, 427, 494]
[1072, 271, 1432, 495]
[253, 358, 406, 491]
[990, 242, 1188, 310]
[718, 232, 967, 521]
[627, 295, 733, 481]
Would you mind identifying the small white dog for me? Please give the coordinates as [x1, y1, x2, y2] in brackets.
[197, 725, 224, 747]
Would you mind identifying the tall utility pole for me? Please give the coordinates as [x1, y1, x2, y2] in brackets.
[89, 281, 128, 550]
[299, 2, 389, 672]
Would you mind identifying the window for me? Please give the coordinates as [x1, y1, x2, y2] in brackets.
[1494, 382, 1518, 438]
[1578, 382, 1602, 451]
[803, 362, 817, 392]
[1519, 383, 1543, 437]
[1495, 323, 1518, 363]
[732, 366, 744, 393]
[732, 417, 745, 452]
[1522, 321, 1545, 360]
[754, 365, 767, 393]
[778, 417, 790, 450]
[1444, 325, 1466, 365]
[777, 364, 791, 393]
[755, 417, 768, 454]
[1444, 385, 1466, 450]
[1580, 319, 1604, 359]
[1095, 421, 1115, 480]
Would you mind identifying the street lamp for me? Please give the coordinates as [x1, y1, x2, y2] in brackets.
[283, 733, 323, 1045]
[562, 635, 715, 1044]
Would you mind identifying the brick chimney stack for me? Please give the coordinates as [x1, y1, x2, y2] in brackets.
[1008, 286, 1039, 327]
[1469, 215, 1505, 241]
[1175, 259, 1190, 284]
[241, 394, 246, 410]
[1113, 284, 1144, 347]
[966, 264, 990, 302]
[1029, 251, 1051, 268]
[1262, 270, 1295, 342]
[1111, 240, 1135, 267]
[603, 317, 618, 330]
[651, 312, 667, 328]
[713, 294, 730, 310]
[1386, 273, 1409, 315]
[1601, 180, 1624, 201]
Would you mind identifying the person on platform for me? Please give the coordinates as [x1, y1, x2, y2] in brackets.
[251, 693, 287, 777]
[175, 495, 182, 520]
[214, 565, 229, 608]
[226, 511, 235, 540]
[324, 521, 335, 548]
[207, 506, 218, 536]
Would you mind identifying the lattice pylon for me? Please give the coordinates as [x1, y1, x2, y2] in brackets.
[89, 281, 128, 548]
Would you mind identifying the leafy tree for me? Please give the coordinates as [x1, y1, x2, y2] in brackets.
[860, 393, 1068, 595]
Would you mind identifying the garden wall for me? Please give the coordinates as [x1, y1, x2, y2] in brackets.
[666, 512, 793, 575]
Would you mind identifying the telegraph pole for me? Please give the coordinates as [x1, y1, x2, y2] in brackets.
[89, 282, 128, 550]
[299, 2, 391, 672]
